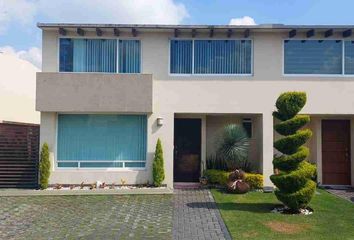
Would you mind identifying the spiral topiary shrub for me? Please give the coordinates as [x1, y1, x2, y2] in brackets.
[270, 92, 316, 212]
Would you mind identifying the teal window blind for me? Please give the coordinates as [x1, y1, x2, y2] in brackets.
[57, 114, 147, 168]
[119, 40, 141, 73]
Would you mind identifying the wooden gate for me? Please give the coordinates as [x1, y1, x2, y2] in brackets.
[0, 122, 39, 188]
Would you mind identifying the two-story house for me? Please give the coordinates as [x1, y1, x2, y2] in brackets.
[36, 23, 354, 188]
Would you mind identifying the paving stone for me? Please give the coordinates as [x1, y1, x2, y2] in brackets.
[326, 188, 354, 203]
[172, 189, 231, 240]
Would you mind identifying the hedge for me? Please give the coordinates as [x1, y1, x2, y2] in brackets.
[204, 169, 263, 189]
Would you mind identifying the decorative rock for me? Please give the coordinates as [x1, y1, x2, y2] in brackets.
[228, 169, 245, 182]
[227, 180, 250, 194]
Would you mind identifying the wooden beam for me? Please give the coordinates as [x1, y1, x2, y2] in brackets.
[77, 28, 85, 36]
[132, 28, 138, 37]
[244, 29, 250, 38]
[191, 29, 197, 38]
[174, 28, 180, 38]
[306, 29, 315, 38]
[114, 28, 120, 37]
[289, 29, 296, 38]
[324, 29, 333, 38]
[58, 28, 66, 36]
[227, 29, 232, 38]
[209, 28, 214, 38]
[343, 29, 352, 38]
[96, 28, 103, 36]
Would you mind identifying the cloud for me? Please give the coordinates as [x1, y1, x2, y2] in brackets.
[229, 16, 256, 26]
[36, 0, 188, 24]
[0, 46, 41, 69]
[0, 0, 36, 34]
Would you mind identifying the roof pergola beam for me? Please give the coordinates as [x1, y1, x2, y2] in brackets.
[343, 29, 352, 38]
[113, 28, 120, 37]
[191, 29, 197, 38]
[289, 29, 296, 38]
[77, 28, 85, 36]
[209, 28, 214, 38]
[306, 29, 315, 38]
[132, 28, 138, 37]
[96, 28, 103, 36]
[324, 29, 333, 38]
[174, 28, 180, 38]
[58, 27, 66, 36]
[244, 29, 250, 38]
[227, 29, 232, 38]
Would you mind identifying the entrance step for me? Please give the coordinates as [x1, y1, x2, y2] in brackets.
[174, 182, 201, 189]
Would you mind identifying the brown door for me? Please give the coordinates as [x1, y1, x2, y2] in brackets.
[322, 120, 351, 185]
[174, 119, 201, 182]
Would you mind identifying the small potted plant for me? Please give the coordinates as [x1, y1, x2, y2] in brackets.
[199, 176, 208, 185]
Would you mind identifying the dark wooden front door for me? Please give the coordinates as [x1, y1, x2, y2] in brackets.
[174, 119, 201, 182]
[322, 120, 351, 185]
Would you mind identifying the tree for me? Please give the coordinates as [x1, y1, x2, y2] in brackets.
[153, 139, 165, 187]
[39, 143, 51, 189]
[270, 92, 316, 212]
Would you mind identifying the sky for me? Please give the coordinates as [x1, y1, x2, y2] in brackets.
[1, 0, 354, 69]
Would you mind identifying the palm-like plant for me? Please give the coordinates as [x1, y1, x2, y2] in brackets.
[217, 124, 250, 170]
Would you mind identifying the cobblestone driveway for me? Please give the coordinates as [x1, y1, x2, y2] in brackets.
[0, 189, 230, 240]
[0, 195, 173, 240]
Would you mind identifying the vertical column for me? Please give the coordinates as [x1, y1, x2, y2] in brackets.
[40, 112, 57, 174]
[201, 115, 207, 174]
[262, 112, 274, 188]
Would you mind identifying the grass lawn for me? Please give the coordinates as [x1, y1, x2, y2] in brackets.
[211, 189, 354, 240]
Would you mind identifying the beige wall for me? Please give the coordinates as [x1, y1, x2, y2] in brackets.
[40, 29, 354, 187]
[36, 72, 153, 113]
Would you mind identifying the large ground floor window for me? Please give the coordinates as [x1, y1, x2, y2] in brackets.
[57, 114, 147, 168]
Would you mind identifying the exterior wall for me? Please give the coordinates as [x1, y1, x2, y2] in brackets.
[36, 72, 153, 113]
[40, 29, 354, 187]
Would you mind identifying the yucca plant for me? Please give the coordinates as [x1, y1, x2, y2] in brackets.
[217, 124, 250, 170]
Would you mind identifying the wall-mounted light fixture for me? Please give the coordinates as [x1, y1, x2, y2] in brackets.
[157, 117, 164, 126]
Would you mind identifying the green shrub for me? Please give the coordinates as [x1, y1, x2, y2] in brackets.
[274, 115, 310, 136]
[274, 92, 307, 120]
[153, 139, 165, 187]
[206, 155, 229, 171]
[244, 173, 263, 189]
[217, 124, 250, 170]
[39, 143, 50, 189]
[204, 169, 263, 189]
[271, 92, 316, 212]
[274, 129, 312, 155]
[204, 169, 229, 185]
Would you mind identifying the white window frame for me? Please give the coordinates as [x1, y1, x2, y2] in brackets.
[168, 38, 254, 76]
[57, 36, 142, 74]
[282, 39, 354, 77]
[55, 113, 147, 171]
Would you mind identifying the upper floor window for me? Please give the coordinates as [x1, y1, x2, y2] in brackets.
[170, 39, 252, 75]
[59, 38, 140, 73]
[284, 40, 354, 75]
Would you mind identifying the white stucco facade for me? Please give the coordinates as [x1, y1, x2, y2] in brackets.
[37, 24, 354, 187]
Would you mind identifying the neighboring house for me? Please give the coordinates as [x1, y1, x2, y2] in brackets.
[37, 23, 354, 188]
[0, 53, 40, 124]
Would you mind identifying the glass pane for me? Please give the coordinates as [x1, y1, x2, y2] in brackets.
[284, 40, 342, 74]
[125, 162, 146, 168]
[59, 38, 73, 72]
[67, 39, 117, 73]
[80, 162, 123, 168]
[170, 40, 192, 74]
[57, 114, 147, 162]
[345, 41, 354, 74]
[194, 40, 251, 74]
[58, 162, 78, 168]
[119, 40, 141, 73]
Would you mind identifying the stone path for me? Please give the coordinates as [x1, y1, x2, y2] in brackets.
[173, 189, 231, 240]
[0, 194, 173, 240]
[326, 187, 354, 203]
